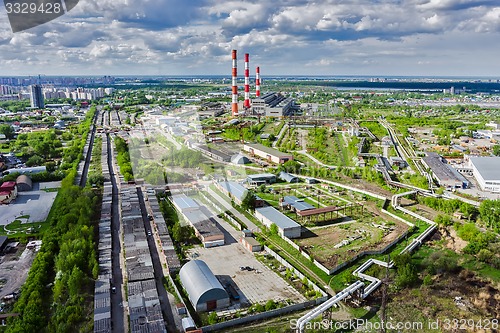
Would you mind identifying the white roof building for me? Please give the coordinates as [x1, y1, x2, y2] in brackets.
[468, 156, 500, 193]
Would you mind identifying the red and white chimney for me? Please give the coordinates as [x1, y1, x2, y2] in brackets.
[255, 66, 261, 97]
[244, 53, 250, 108]
[231, 49, 238, 116]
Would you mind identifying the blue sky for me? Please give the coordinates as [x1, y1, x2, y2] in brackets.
[1, 0, 500, 76]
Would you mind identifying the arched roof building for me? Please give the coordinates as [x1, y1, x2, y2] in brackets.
[16, 174, 33, 192]
[179, 260, 229, 312]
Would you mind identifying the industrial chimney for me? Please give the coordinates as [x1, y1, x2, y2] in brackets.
[231, 49, 238, 116]
[244, 53, 250, 108]
[255, 66, 261, 97]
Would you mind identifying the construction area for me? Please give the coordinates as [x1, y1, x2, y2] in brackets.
[296, 219, 409, 269]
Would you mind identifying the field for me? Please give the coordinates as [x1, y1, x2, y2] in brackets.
[295, 218, 409, 269]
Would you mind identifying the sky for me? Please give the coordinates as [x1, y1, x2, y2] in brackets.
[1, 0, 500, 77]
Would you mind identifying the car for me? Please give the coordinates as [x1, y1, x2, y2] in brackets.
[147, 214, 153, 221]
[147, 231, 152, 236]
[111, 286, 116, 294]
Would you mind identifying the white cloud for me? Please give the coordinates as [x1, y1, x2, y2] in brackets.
[0, 0, 499, 75]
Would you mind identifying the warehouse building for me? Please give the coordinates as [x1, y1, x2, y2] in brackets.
[255, 206, 302, 239]
[468, 156, 500, 193]
[171, 194, 225, 248]
[179, 260, 229, 312]
[422, 152, 469, 189]
[216, 181, 262, 205]
[246, 173, 277, 186]
[244, 143, 293, 164]
[278, 171, 299, 183]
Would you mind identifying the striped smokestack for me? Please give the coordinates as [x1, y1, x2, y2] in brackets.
[255, 66, 261, 97]
[231, 49, 238, 116]
[244, 53, 250, 108]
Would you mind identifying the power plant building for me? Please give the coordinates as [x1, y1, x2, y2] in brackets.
[179, 260, 230, 312]
[251, 92, 294, 117]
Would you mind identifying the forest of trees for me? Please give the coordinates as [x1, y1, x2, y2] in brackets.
[114, 136, 134, 181]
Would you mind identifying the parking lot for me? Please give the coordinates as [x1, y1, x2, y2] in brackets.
[186, 218, 305, 308]
[0, 183, 58, 227]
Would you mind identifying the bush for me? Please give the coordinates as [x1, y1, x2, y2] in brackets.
[207, 312, 218, 325]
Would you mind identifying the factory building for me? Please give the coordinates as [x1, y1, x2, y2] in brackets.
[468, 156, 500, 193]
[255, 206, 302, 239]
[422, 152, 469, 189]
[251, 92, 295, 117]
[244, 143, 293, 164]
[179, 260, 230, 312]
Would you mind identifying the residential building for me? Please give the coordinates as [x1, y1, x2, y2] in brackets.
[29, 84, 44, 109]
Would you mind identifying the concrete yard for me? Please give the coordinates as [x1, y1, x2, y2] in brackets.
[0, 245, 38, 298]
[0, 182, 58, 227]
[186, 218, 305, 307]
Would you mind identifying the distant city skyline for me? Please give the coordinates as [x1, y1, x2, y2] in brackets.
[1, 0, 500, 77]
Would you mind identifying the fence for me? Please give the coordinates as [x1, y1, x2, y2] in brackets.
[264, 246, 328, 297]
[201, 299, 322, 332]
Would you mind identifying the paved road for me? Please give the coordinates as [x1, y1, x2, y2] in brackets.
[273, 123, 288, 148]
[137, 187, 179, 333]
[107, 134, 127, 333]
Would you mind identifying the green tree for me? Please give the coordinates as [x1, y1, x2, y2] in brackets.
[0, 124, 15, 139]
[241, 191, 257, 212]
[493, 145, 500, 156]
[269, 223, 279, 235]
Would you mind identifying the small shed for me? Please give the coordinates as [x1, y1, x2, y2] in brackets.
[16, 174, 33, 192]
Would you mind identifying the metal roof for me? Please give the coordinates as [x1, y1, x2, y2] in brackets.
[279, 171, 299, 183]
[246, 173, 276, 180]
[231, 154, 250, 164]
[172, 194, 200, 212]
[179, 260, 228, 308]
[283, 196, 315, 212]
[423, 153, 468, 185]
[255, 206, 300, 230]
[218, 181, 248, 202]
[469, 156, 500, 181]
[244, 143, 293, 158]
